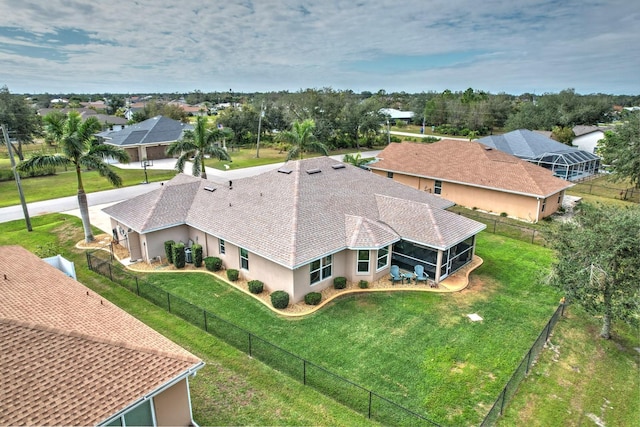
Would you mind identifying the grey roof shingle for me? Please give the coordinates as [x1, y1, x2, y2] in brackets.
[104, 157, 485, 268]
[97, 115, 193, 147]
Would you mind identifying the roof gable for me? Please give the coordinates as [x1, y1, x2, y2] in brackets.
[98, 115, 193, 146]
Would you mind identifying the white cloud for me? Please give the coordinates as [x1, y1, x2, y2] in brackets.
[0, 0, 637, 94]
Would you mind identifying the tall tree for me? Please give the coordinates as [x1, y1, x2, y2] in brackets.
[278, 119, 328, 161]
[18, 111, 130, 242]
[0, 86, 41, 160]
[165, 115, 231, 179]
[42, 110, 67, 147]
[598, 112, 640, 187]
[549, 203, 640, 338]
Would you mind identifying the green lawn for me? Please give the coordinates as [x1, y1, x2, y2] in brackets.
[131, 232, 561, 426]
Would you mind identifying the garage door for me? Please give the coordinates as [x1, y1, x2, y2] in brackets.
[145, 145, 169, 160]
[126, 147, 139, 162]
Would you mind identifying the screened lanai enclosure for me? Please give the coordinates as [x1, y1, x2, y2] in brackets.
[530, 150, 600, 181]
[391, 236, 476, 282]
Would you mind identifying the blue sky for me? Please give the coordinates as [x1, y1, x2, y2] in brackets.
[0, 0, 638, 95]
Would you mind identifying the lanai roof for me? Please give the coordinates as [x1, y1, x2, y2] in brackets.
[104, 157, 485, 268]
[97, 115, 193, 147]
[477, 129, 599, 163]
[0, 246, 202, 426]
[370, 140, 573, 198]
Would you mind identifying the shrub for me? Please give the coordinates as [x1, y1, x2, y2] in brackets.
[248, 280, 264, 294]
[500, 212, 508, 217]
[173, 242, 185, 268]
[358, 279, 369, 289]
[304, 292, 322, 305]
[226, 268, 239, 281]
[333, 276, 347, 289]
[271, 290, 290, 309]
[191, 243, 203, 267]
[164, 240, 175, 264]
[204, 256, 222, 271]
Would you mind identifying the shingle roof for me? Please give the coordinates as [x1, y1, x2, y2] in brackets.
[370, 140, 573, 198]
[97, 115, 193, 146]
[0, 246, 202, 426]
[478, 129, 599, 161]
[104, 157, 484, 268]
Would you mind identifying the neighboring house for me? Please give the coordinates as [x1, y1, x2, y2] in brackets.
[0, 246, 204, 426]
[369, 140, 574, 223]
[38, 107, 128, 127]
[572, 125, 609, 154]
[478, 129, 600, 181]
[97, 115, 193, 162]
[380, 108, 415, 124]
[103, 157, 486, 301]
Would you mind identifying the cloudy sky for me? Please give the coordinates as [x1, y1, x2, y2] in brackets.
[0, 0, 638, 95]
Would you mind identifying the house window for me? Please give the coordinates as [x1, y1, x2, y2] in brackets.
[557, 192, 562, 204]
[123, 400, 154, 427]
[377, 246, 390, 270]
[240, 247, 249, 270]
[541, 198, 547, 212]
[357, 250, 370, 273]
[387, 171, 394, 179]
[310, 255, 332, 285]
[219, 239, 226, 255]
[434, 180, 442, 195]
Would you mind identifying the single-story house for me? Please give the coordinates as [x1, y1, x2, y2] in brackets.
[478, 129, 600, 181]
[379, 108, 416, 124]
[572, 125, 609, 154]
[97, 115, 193, 162]
[103, 157, 486, 302]
[0, 246, 204, 426]
[38, 107, 128, 127]
[368, 140, 574, 222]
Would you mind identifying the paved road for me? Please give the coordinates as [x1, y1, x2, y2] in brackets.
[390, 130, 471, 141]
[0, 150, 381, 232]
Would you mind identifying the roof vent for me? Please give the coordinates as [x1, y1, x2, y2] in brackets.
[306, 168, 321, 175]
[278, 168, 292, 174]
[331, 164, 346, 170]
[203, 186, 216, 192]
[484, 147, 493, 151]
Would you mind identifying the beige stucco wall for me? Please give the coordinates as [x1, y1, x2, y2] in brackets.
[152, 378, 192, 426]
[143, 225, 191, 262]
[372, 169, 563, 222]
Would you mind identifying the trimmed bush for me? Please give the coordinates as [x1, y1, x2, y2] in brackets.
[270, 290, 289, 309]
[358, 279, 369, 289]
[248, 280, 264, 294]
[500, 212, 508, 217]
[304, 292, 322, 305]
[333, 276, 347, 289]
[164, 240, 175, 264]
[173, 242, 185, 269]
[226, 268, 239, 281]
[204, 256, 222, 271]
[191, 243, 203, 267]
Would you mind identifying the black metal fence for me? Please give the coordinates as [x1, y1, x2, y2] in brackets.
[570, 181, 640, 203]
[457, 212, 547, 246]
[480, 303, 565, 426]
[86, 250, 440, 427]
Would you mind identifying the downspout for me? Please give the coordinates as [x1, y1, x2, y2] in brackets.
[535, 198, 541, 223]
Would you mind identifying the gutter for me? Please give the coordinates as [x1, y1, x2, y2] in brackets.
[97, 361, 205, 426]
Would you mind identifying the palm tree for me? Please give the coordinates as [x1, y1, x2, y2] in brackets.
[343, 152, 370, 169]
[166, 116, 232, 180]
[18, 111, 130, 242]
[279, 119, 329, 161]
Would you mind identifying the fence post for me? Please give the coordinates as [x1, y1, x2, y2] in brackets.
[248, 333, 252, 357]
[167, 292, 171, 312]
[204, 310, 208, 331]
[368, 391, 372, 419]
[525, 348, 532, 374]
[493, 220, 497, 234]
[303, 360, 307, 385]
[545, 321, 551, 341]
[499, 387, 507, 415]
[86, 252, 91, 270]
[531, 230, 536, 244]
[108, 263, 113, 281]
[135, 277, 140, 296]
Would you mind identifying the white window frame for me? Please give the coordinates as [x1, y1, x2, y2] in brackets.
[434, 180, 442, 195]
[310, 255, 332, 285]
[376, 246, 390, 271]
[219, 238, 226, 255]
[357, 250, 370, 274]
[240, 247, 249, 270]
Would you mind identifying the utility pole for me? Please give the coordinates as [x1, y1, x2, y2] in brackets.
[1, 124, 32, 231]
[256, 101, 265, 158]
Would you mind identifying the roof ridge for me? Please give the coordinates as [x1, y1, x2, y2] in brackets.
[140, 179, 199, 230]
[288, 161, 301, 265]
[0, 317, 200, 364]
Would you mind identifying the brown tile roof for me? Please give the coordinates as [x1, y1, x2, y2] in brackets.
[370, 140, 573, 198]
[105, 157, 485, 268]
[0, 246, 202, 426]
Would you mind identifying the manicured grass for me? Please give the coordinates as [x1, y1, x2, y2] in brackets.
[499, 307, 639, 427]
[207, 146, 287, 170]
[568, 175, 639, 205]
[0, 216, 377, 427]
[0, 167, 176, 207]
[137, 232, 561, 426]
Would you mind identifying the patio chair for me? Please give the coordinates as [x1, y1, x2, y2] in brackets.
[390, 265, 403, 285]
[414, 265, 429, 284]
